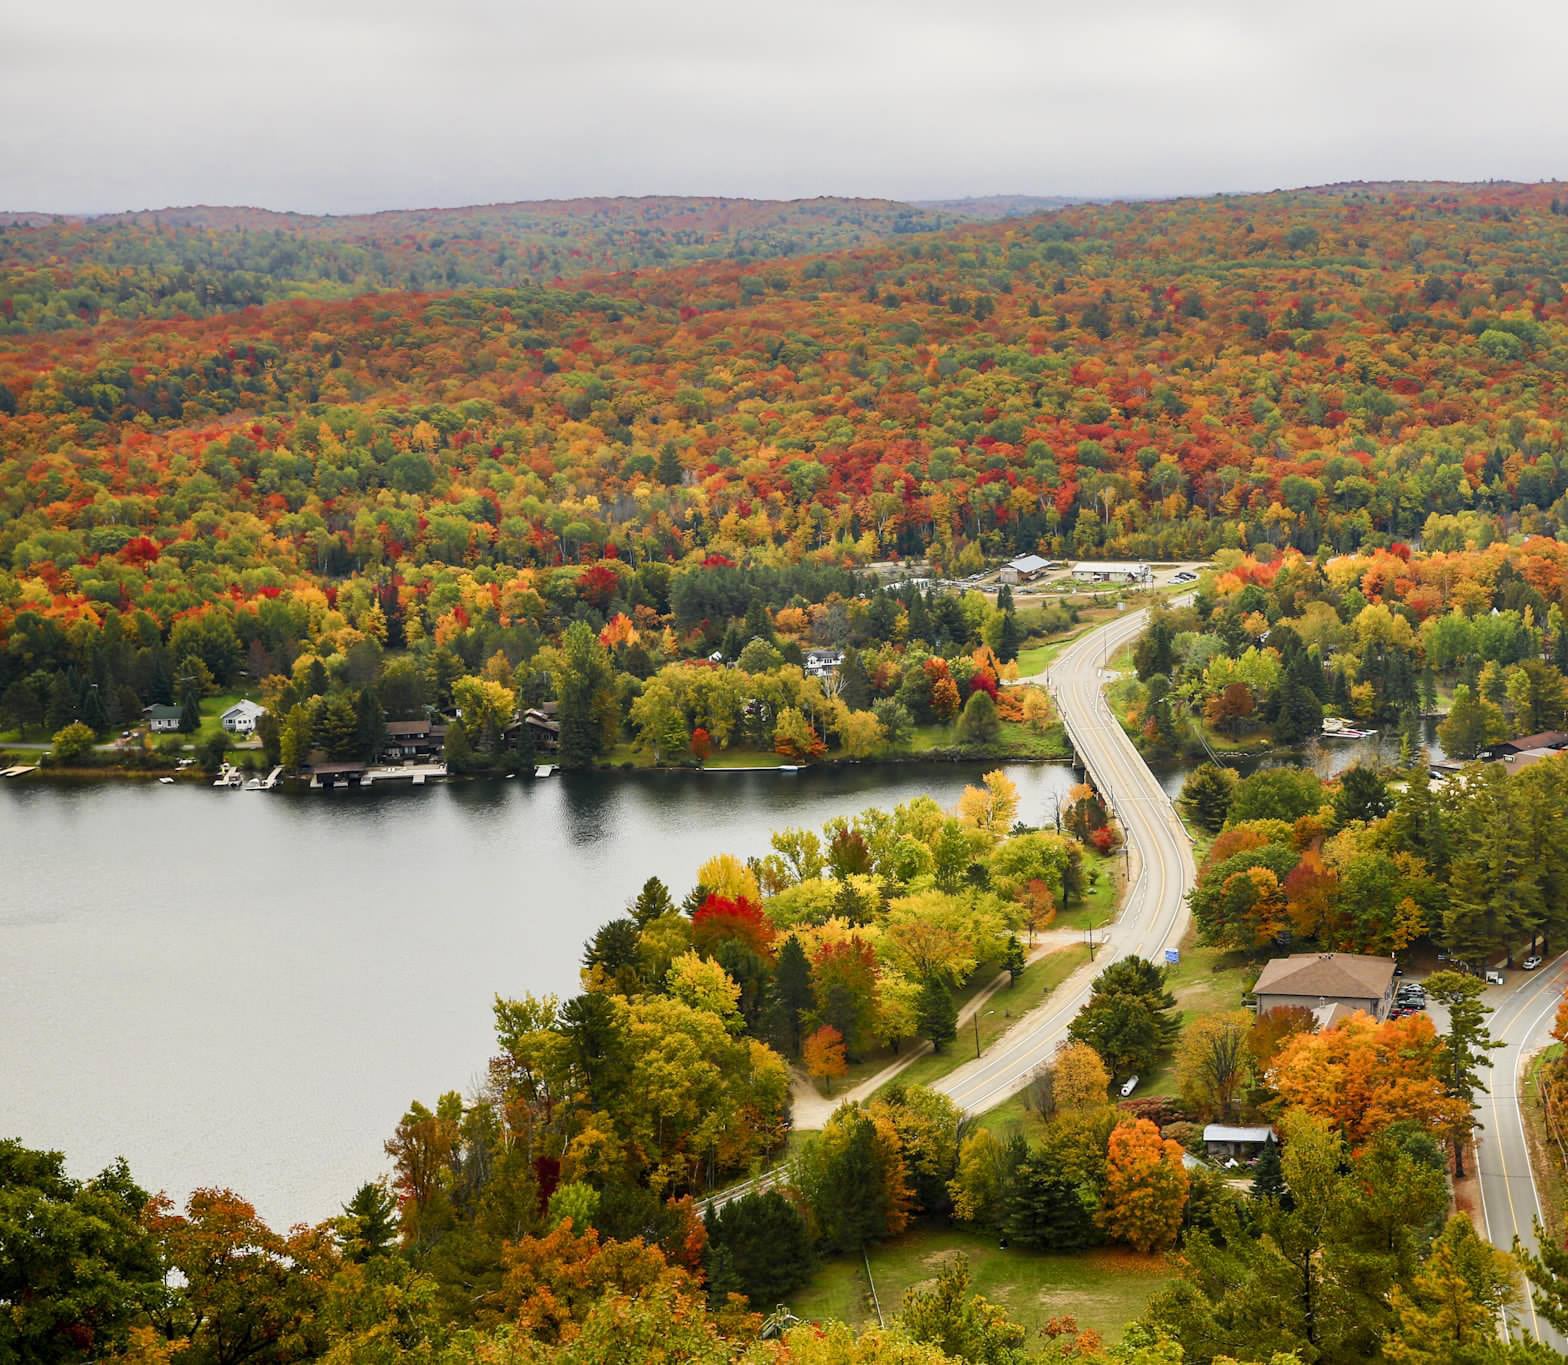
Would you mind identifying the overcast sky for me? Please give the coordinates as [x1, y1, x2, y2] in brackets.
[3, 0, 1565, 215]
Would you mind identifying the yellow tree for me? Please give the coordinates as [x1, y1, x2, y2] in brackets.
[1053, 1041, 1110, 1112]
[956, 769, 1020, 839]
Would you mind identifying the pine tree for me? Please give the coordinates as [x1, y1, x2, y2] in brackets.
[1003, 935, 1027, 985]
[630, 875, 674, 927]
[339, 1181, 399, 1261]
[837, 648, 871, 710]
[1424, 970, 1502, 1177]
[917, 976, 958, 1052]
[1250, 1138, 1285, 1204]
[774, 935, 812, 1055]
[178, 685, 201, 734]
[997, 608, 1023, 664]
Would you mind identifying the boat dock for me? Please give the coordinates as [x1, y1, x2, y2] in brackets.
[1, 765, 38, 779]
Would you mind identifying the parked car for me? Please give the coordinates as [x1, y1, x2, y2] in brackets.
[1120, 1075, 1139, 1097]
[1524, 956, 1543, 971]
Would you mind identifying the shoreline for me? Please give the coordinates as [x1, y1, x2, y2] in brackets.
[3, 741, 1079, 788]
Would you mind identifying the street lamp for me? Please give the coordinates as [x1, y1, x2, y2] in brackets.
[973, 1008, 995, 1059]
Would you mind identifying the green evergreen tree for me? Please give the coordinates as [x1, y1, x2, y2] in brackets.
[955, 689, 1001, 747]
[917, 975, 958, 1052]
[340, 1180, 399, 1262]
[178, 685, 201, 734]
[997, 609, 1023, 664]
[630, 875, 674, 927]
[774, 935, 812, 1055]
[703, 1191, 815, 1307]
[1003, 934, 1027, 985]
[837, 648, 871, 710]
[1250, 1138, 1285, 1204]
[1424, 970, 1503, 1177]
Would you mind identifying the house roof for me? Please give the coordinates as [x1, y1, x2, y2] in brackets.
[1006, 554, 1050, 573]
[1204, 1124, 1275, 1143]
[1506, 748, 1567, 772]
[1253, 952, 1396, 1000]
[1311, 1001, 1359, 1030]
[384, 719, 438, 736]
[221, 699, 265, 720]
[144, 704, 181, 720]
[1500, 731, 1568, 752]
[1072, 560, 1149, 574]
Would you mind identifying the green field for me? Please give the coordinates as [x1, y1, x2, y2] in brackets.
[790, 1223, 1173, 1343]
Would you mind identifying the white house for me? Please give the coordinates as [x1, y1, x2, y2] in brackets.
[220, 699, 267, 735]
[1071, 561, 1152, 585]
[999, 554, 1051, 585]
[144, 704, 182, 733]
[804, 648, 845, 678]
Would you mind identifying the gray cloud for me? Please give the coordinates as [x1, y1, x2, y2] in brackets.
[1, 0, 1564, 213]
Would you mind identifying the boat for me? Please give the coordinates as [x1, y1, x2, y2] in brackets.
[778, 764, 800, 773]
[243, 777, 263, 791]
[212, 763, 244, 788]
[1320, 717, 1377, 740]
[534, 764, 556, 778]
[158, 776, 175, 785]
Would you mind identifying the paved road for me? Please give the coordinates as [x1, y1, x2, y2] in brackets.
[933, 604, 1196, 1115]
[1476, 954, 1568, 1350]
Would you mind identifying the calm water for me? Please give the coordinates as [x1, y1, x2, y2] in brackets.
[3, 763, 1089, 1228]
[0, 725, 1422, 1228]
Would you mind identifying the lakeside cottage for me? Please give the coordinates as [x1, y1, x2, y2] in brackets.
[220, 699, 267, 735]
[144, 703, 182, 733]
[381, 718, 448, 762]
[1252, 952, 1397, 1022]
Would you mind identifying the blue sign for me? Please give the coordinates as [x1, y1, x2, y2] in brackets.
[1164, 948, 1180, 965]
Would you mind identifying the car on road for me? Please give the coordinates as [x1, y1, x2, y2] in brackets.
[1120, 1075, 1139, 1097]
[1524, 955, 1543, 971]
[1172, 570, 1197, 582]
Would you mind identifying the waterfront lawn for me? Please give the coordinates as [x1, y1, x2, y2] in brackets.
[791, 1223, 1173, 1343]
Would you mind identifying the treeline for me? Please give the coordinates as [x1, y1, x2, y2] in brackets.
[2, 560, 1052, 774]
[1181, 756, 1568, 964]
[1123, 541, 1568, 754]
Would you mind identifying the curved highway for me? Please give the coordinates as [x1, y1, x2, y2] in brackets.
[935, 605, 1196, 1114]
[1477, 953, 1568, 1350]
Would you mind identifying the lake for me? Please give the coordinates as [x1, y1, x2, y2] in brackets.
[0, 726, 1421, 1229]
[2, 762, 1090, 1228]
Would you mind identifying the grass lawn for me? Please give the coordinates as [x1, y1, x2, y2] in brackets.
[875, 946, 1091, 1096]
[791, 1223, 1173, 1343]
[1139, 934, 1261, 1097]
[1054, 850, 1123, 931]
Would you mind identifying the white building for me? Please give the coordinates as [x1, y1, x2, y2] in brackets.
[1071, 561, 1152, 585]
[804, 648, 845, 678]
[999, 554, 1051, 585]
[220, 699, 267, 735]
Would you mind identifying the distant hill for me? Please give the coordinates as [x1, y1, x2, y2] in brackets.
[911, 194, 1099, 219]
[0, 195, 965, 333]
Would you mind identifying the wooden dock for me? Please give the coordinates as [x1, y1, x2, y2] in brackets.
[0, 765, 38, 779]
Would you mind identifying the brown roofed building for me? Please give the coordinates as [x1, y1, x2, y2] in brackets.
[1253, 952, 1397, 1021]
